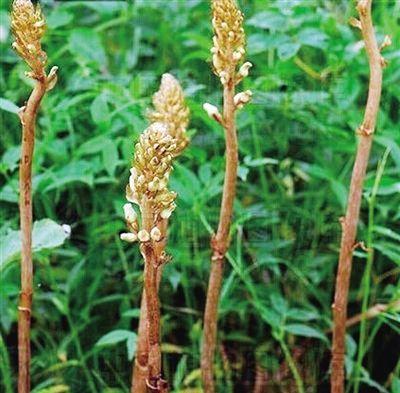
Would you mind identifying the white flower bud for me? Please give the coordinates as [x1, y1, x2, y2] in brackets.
[137, 229, 150, 242]
[123, 203, 137, 223]
[160, 206, 174, 219]
[238, 61, 253, 78]
[120, 232, 137, 243]
[203, 103, 220, 119]
[150, 227, 162, 241]
[234, 90, 253, 107]
[233, 51, 242, 61]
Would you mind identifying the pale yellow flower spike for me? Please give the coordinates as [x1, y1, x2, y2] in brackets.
[11, 0, 47, 81]
[211, 0, 248, 85]
[126, 122, 177, 219]
[148, 73, 190, 157]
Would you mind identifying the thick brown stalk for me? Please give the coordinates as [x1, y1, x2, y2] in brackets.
[131, 221, 168, 393]
[201, 79, 237, 393]
[139, 201, 168, 392]
[331, 1, 383, 392]
[18, 79, 47, 393]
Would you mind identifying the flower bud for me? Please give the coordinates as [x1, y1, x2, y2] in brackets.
[137, 229, 150, 242]
[123, 203, 137, 223]
[238, 61, 252, 78]
[120, 232, 137, 243]
[150, 227, 162, 241]
[233, 51, 242, 61]
[203, 103, 221, 119]
[234, 90, 253, 107]
[160, 207, 174, 219]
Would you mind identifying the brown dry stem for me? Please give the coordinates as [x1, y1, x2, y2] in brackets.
[201, 79, 238, 393]
[132, 220, 168, 393]
[331, 1, 385, 392]
[18, 72, 56, 393]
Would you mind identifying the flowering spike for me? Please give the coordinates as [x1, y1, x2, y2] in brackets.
[148, 73, 190, 157]
[11, 0, 47, 80]
[211, 0, 246, 85]
[126, 122, 177, 219]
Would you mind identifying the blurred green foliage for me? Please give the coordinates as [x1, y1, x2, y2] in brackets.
[0, 0, 399, 392]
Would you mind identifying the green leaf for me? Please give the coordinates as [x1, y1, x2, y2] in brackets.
[297, 28, 328, 49]
[95, 329, 134, 347]
[244, 156, 278, 167]
[0, 98, 19, 114]
[0, 219, 70, 270]
[90, 94, 109, 124]
[1, 146, 20, 172]
[391, 377, 400, 393]
[259, 305, 281, 328]
[278, 42, 301, 60]
[373, 226, 400, 242]
[247, 11, 287, 31]
[126, 333, 137, 361]
[68, 28, 106, 65]
[102, 140, 119, 177]
[173, 355, 187, 390]
[122, 309, 141, 318]
[47, 8, 73, 29]
[374, 243, 400, 265]
[32, 219, 70, 251]
[287, 308, 320, 322]
[284, 324, 327, 343]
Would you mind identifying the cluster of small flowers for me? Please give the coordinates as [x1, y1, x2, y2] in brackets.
[11, 0, 47, 80]
[210, 0, 253, 87]
[211, 0, 245, 83]
[147, 73, 190, 157]
[127, 121, 177, 212]
[203, 0, 252, 121]
[121, 74, 189, 244]
[120, 203, 162, 244]
[120, 123, 178, 244]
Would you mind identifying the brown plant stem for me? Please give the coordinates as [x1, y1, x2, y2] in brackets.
[201, 79, 237, 393]
[131, 220, 168, 393]
[18, 78, 47, 393]
[331, 1, 384, 392]
[139, 201, 168, 392]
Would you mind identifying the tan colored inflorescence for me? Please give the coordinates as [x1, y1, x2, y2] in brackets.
[148, 73, 190, 157]
[121, 74, 189, 245]
[211, 0, 250, 85]
[126, 122, 177, 218]
[11, 0, 47, 80]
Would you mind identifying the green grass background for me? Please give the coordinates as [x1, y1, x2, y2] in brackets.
[0, 0, 399, 392]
